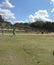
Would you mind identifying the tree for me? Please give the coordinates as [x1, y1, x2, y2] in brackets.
[44, 21, 52, 32]
[0, 15, 4, 28]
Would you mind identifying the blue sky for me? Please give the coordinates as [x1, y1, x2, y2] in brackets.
[0, 0, 54, 24]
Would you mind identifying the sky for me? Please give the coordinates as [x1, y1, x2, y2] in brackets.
[0, 0, 54, 24]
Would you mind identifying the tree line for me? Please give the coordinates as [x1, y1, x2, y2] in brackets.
[0, 15, 54, 33]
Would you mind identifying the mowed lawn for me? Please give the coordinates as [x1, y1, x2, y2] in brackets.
[0, 35, 54, 65]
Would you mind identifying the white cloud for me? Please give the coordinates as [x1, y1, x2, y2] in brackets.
[14, 19, 30, 24]
[0, 8, 15, 21]
[14, 10, 51, 24]
[28, 10, 51, 22]
[0, 0, 14, 8]
[50, 0, 54, 5]
[51, 8, 54, 12]
[50, 0, 54, 12]
[14, 10, 52, 24]
[14, 21, 26, 23]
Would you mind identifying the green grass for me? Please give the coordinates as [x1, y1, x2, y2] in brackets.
[0, 35, 54, 65]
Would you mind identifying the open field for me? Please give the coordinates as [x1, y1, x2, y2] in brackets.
[0, 35, 54, 65]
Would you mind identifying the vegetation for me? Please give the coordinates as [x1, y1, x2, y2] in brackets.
[0, 15, 54, 33]
[0, 15, 54, 65]
[0, 35, 54, 65]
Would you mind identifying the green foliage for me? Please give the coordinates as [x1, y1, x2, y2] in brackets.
[1, 15, 54, 32]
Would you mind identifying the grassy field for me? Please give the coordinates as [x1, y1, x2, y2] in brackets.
[0, 35, 54, 65]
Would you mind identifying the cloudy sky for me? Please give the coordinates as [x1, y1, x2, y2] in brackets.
[0, 0, 54, 24]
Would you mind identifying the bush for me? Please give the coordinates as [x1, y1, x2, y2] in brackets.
[52, 50, 54, 55]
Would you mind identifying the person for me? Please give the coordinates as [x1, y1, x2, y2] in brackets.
[2, 28, 4, 35]
[13, 27, 15, 35]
